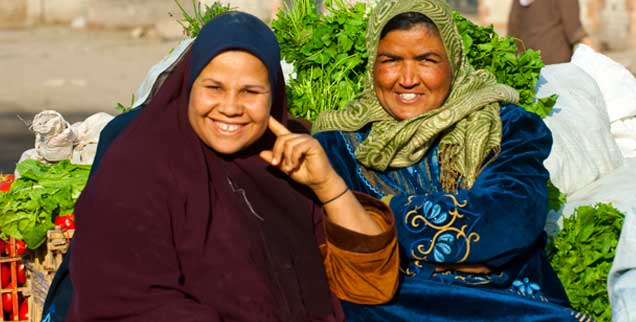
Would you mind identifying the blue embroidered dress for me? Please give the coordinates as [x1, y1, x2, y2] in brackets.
[315, 105, 589, 322]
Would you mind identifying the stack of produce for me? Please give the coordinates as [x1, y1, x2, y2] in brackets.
[0, 175, 31, 321]
[0, 161, 87, 321]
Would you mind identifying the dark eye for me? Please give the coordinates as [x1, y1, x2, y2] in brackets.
[380, 58, 395, 63]
[206, 85, 221, 91]
[241, 89, 261, 95]
[418, 56, 440, 63]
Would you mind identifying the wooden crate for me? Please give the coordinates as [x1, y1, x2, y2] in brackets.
[25, 228, 74, 322]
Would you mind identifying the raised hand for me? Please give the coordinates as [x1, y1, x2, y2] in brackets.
[261, 117, 383, 235]
[259, 117, 340, 195]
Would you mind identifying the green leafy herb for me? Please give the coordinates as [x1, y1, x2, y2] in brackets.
[272, 0, 368, 121]
[547, 179, 566, 212]
[453, 13, 557, 117]
[0, 160, 91, 249]
[547, 203, 624, 321]
[115, 93, 135, 114]
[174, 0, 234, 38]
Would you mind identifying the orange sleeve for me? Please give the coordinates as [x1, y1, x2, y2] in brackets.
[320, 192, 399, 304]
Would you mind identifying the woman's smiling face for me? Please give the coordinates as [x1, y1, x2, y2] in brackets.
[373, 24, 452, 121]
[188, 50, 272, 154]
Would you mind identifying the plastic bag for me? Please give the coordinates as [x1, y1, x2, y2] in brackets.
[32, 110, 76, 162]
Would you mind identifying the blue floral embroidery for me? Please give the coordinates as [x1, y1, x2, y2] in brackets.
[513, 277, 541, 296]
[423, 200, 447, 225]
[433, 233, 455, 261]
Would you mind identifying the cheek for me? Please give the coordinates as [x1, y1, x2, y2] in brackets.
[425, 67, 451, 93]
[189, 88, 216, 116]
[374, 65, 399, 89]
[248, 98, 272, 131]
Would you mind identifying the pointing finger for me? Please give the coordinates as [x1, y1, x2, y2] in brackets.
[268, 116, 291, 137]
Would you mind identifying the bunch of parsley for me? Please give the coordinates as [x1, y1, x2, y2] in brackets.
[272, 0, 368, 121]
[547, 203, 624, 321]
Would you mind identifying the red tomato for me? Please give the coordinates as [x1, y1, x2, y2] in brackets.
[1, 264, 9, 288]
[16, 264, 26, 286]
[5, 240, 26, 257]
[18, 298, 27, 321]
[2, 293, 12, 313]
[54, 214, 76, 230]
[0, 239, 5, 256]
[15, 240, 26, 256]
[0, 174, 14, 193]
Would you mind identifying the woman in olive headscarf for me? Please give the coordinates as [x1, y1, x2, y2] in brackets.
[313, 0, 590, 321]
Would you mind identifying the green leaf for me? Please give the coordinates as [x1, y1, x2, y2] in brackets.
[173, 0, 234, 38]
[548, 203, 623, 320]
[0, 160, 90, 249]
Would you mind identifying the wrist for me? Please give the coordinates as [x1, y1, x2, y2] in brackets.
[312, 172, 348, 203]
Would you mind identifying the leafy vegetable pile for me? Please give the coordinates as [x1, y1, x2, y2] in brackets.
[547, 203, 624, 321]
[272, 0, 368, 121]
[0, 160, 90, 249]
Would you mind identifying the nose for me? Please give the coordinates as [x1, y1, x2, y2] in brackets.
[399, 62, 419, 88]
[217, 92, 243, 116]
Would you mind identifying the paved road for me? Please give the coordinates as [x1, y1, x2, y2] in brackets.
[0, 26, 180, 173]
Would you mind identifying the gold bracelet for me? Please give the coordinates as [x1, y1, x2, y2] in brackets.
[321, 188, 350, 206]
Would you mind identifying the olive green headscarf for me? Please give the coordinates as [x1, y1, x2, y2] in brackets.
[312, 0, 519, 191]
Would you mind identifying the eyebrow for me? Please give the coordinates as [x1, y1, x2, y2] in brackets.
[377, 52, 402, 60]
[200, 78, 269, 90]
[415, 52, 443, 60]
[377, 52, 443, 60]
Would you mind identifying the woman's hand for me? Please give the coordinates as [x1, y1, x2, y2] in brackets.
[260, 117, 383, 235]
[259, 117, 343, 200]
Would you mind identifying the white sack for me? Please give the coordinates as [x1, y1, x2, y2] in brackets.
[537, 63, 624, 196]
[571, 45, 636, 123]
[70, 112, 114, 165]
[611, 116, 636, 159]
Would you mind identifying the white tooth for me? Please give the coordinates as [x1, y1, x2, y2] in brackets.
[217, 122, 240, 132]
[400, 93, 417, 100]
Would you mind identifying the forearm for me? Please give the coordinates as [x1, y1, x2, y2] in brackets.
[314, 174, 384, 236]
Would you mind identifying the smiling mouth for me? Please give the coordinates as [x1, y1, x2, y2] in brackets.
[213, 120, 246, 135]
[396, 92, 421, 103]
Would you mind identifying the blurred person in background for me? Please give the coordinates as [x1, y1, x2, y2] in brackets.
[507, 0, 594, 64]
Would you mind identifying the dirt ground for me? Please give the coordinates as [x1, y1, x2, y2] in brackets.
[0, 26, 181, 173]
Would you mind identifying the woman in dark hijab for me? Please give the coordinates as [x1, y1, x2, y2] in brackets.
[66, 12, 398, 322]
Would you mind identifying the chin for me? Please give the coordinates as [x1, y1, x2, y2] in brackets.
[206, 140, 244, 155]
